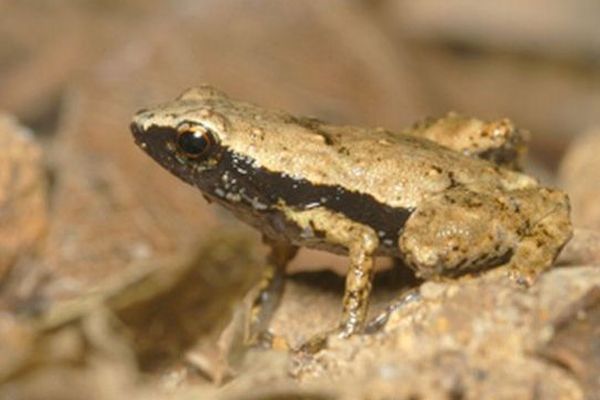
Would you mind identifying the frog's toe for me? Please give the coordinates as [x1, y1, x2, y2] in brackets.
[294, 324, 366, 354]
[506, 265, 541, 287]
[295, 331, 331, 354]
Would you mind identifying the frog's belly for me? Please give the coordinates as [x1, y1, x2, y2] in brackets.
[293, 236, 400, 257]
[230, 205, 403, 257]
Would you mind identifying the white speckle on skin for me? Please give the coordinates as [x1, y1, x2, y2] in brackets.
[221, 172, 231, 187]
[304, 202, 322, 209]
[193, 163, 209, 173]
[250, 158, 262, 168]
[251, 197, 268, 210]
[225, 192, 242, 202]
[351, 166, 365, 176]
[174, 154, 187, 165]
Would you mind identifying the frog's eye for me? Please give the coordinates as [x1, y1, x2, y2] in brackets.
[176, 124, 217, 159]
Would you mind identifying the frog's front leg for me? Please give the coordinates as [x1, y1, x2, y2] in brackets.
[283, 207, 379, 337]
[340, 230, 379, 336]
[247, 237, 297, 345]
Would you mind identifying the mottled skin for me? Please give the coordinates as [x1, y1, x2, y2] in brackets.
[130, 86, 572, 341]
[406, 112, 529, 171]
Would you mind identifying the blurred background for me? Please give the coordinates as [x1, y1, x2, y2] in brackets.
[1, 0, 599, 304]
[1, 1, 600, 398]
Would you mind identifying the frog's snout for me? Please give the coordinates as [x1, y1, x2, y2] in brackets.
[130, 122, 149, 151]
[129, 122, 145, 146]
[130, 121, 143, 137]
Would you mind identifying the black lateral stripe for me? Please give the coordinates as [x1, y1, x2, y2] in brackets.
[218, 148, 413, 244]
[133, 123, 413, 246]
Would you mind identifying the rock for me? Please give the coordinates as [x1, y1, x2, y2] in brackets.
[558, 228, 600, 266]
[260, 267, 599, 399]
[538, 286, 600, 399]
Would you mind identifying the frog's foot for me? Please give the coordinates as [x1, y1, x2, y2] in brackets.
[505, 190, 573, 286]
[295, 330, 331, 354]
[408, 114, 527, 171]
[295, 313, 385, 354]
[294, 326, 352, 354]
[295, 268, 378, 353]
[245, 239, 297, 347]
[245, 329, 290, 351]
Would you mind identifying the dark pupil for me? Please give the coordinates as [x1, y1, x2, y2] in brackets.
[178, 131, 209, 156]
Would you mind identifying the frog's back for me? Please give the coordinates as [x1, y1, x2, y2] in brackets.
[133, 87, 536, 211]
[219, 99, 537, 210]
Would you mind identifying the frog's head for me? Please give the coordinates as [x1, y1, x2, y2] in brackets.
[130, 86, 295, 212]
[130, 87, 231, 190]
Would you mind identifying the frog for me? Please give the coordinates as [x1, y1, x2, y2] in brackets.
[130, 86, 572, 342]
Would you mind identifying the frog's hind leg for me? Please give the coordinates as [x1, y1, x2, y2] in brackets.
[246, 238, 297, 346]
[399, 186, 572, 285]
[399, 188, 520, 279]
[504, 188, 573, 285]
[407, 114, 527, 170]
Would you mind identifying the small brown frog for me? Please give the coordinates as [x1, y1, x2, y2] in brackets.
[130, 86, 572, 340]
